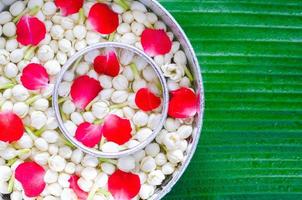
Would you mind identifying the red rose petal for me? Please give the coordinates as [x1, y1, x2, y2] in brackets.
[75, 122, 102, 148]
[102, 114, 132, 145]
[20, 63, 49, 90]
[88, 3, 119, 34]
[108, 170, 140, 200]
[55, 0, 84, 16]
[168, 87, 198, 118]
[135, 88, 161, 111]
[69, 175, 88, 200]
[16, 16, 46, 46]
[0, 112, 24, 143]
[15, 162, 46, 197]
[93, 50, 120, 77]
[71, 75, 102, 110]
[141, 28, 172, 57]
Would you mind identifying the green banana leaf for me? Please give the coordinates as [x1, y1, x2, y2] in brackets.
[160, 0, 302, 199]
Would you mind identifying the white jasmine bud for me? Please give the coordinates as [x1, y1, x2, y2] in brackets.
[154, 21, 167, 31]
[163, 132, 181, 150]
[48, 183, 62, 197]
[76, 62, 89, 75]
[99, 88, 114, 101]
[180, 76, 191, 87]
[49, 40, 59, 52]
[0, 181, 9, 194]
[131, 1, 147, 12]
[34, 152, 50, 166]
[132, 79, 147, 92]
[0, 49, 9, 65]
[84, 50, 100, 63]
[59, 146, 73, 159]
[46, 117, 58, 130]
[82, 155, 98, 167]
[44, 170, 59, 184]
[10, 191, 22, 200]
[164, 118, 180, 131]
[111, 90, 128, 103]
[61, 18, 74, 30]
[147, 170, 165, 186]
[27, 0, 43, 9]
[117, 23, 131, 35]
[13, 102, 29, 117]
[82, 112, 95, 123]
[64, 120, 77, 136]
[16, 135, 33, 149]
[50, 25, 64, 40]
[10, 49, 24, 63]
[147, 114, 161, 130]
[58, 173, 70, 188]
[30, 111, 47, 129]
[75, 40, 87, 51]
[167, 149, 184, 164]
[77, 177, 92, 192]
[70, 112, 84, 125]
[146, 12, 158, 24]
[42, 2, 57, 16]
[62, 100, 76, 114]
[45, 60, 61, 75]
[145, 143, 160, 157]
[81, 167, 98, 180]
[177, 125, 193, 139]
[5, 39, 18, 52]
[92, 101, 109, 119]
[122, 66, 134, 81]
[117, 156, 135, 172]
[63, 70, 74, 82]
[73, 25, 87, 40]
[61, 188, 77, 200]
[131, 22, 144, 36]
[140, 156, 156, 172]
[142, 67, 157, 82]
[48, 155, 66, 172]
[48, 144, 59, 155]
[64, 29, 74, 40]
[155, 153, 167, 166]
[174, 50, 187, 65]
[100, 162, 115, 175]
[65, 162, 76, 174]
[133, 150, 145, 163]
[121, 32, 136, 45]
[161, 64, 184, 81]
[9, 1, 24, 16]
[133, 111, 148, 127]
[71, 149, 84, 164]
[33, 98, 49, 111]
[0, 11, 12, 25]
[2, 22, 16, 37]
[112, 75, 129, 90]
[167, 79, 180, 91]
[42, 84, 54, 98]
[58, 39, 72, 53]
[99, 75, 112, 89]
[162, 162, 175, 175]
[86, 31, 101, 45]
[0, 166, 12, 181]
[1, 101, 13, 112]
[58, 82, 71, 97]
[101, 142, 120, 153]
[0, 37, 6, 49]
[139, 184, 155, 200]
[123, 106, 135, 119]
[135, 128, 152, 142]
[0, 147, 16, 160]
[35, 138, 49, 151]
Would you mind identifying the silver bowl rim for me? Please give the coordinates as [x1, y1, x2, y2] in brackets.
[52, 42, 169, 159]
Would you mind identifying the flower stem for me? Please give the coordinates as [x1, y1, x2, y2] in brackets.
[58, 97, 68, 104]
[13, 5, 40, 23]
[87, 185, 98, 200]
[24, 45, 38, 60]
[85, 96, 99, 111]
[34, 126, 46, 137]
[155, 80, 163, 95]
[184, 66, 194, 82]
[94, 119, 104, 125]
[25, 126, 37, 140]
[108, 32, 115, 42]
[98, 157, 117, 165]
[96, 188, 111, 197]
[7, 175, 15, 193]
[7, 158, 18, 166]
[71, 56, 83, 72]
[25, 94, 41, 105]
[59, 135, 75, 148]
[129, 63, 140, 80]
[114, 0, 130, 11]
[60, 107, 69, 121]
[109, 102, 128, 110]
[78, 8, 85, 24]
[17, 148, 31, 156]
[0, 82, 15, 90]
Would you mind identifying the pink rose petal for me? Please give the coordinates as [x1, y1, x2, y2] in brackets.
[16, 16, 46, 46]
[108, 170, 141, 200]
[69, 175, 88, 200]
[55, 0, 84, 16]
[135, 88, 161, 111]
[102, 114, 132, 145]
[88, 3, 119, 34]
[75, 122, 102, 148]
[15, 162, 46, 197]
[0, 112, 24, 143]
[168, 87, 198, 118]
[93, 50, 120, 77]
[20, 63, 49, 90]
[141, 28, 172, 56]
[70, 75, 102, 110]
